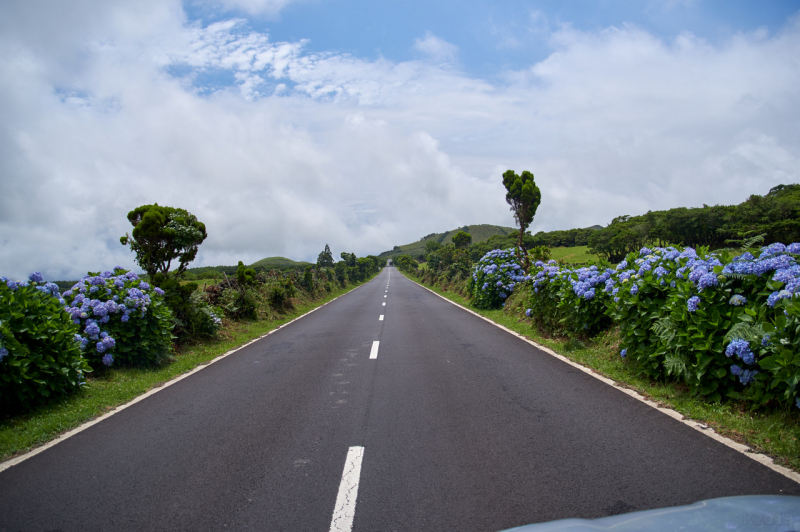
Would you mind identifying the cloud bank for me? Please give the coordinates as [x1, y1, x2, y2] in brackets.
[1, 1, 798, 280]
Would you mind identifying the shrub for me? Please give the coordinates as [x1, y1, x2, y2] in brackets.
[302, 266, 314, 292]
[219, 287, 258, 320]
[528, 261, 614, 337]
[0, 273, 89, 411]
[62, 268, 174, 368]
[525, 242, 800, 408]
[154, 274, 221, 341]
[468, 248, 530, 309]
[237, 261, 256, 286]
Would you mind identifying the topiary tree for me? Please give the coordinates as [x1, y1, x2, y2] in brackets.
[120, 204, 207, 281]
[502, 170, 541, 272]
[317, 244, 334, 268]
[452, 231, 472, 249]
[237, 261, 256, 286]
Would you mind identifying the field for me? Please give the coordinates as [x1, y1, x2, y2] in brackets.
[548, 245, 601, 264]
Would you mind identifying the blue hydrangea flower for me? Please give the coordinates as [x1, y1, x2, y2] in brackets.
[102, 354, 114, 366]
[726, 338, 755, 365]
[767, 289, 793, 307]
[630, 284, 639, 295]
[739, 369, 758, 385]
[697, 272, 719, 290]
[761, 335, 771, 347]
[620, 349, 627, 358]
[687, 296, 700, 312]
[28, 271, 44, 283]
[0, 347, 8, 361]
[525, 308, 532, 317]
[729, 294, 747, 306]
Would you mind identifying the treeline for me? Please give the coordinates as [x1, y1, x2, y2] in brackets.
[529, 226, 602, 248]
[589, 184, 800, 262]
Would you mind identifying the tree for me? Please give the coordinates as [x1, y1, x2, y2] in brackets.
[317, 244, 334, 268]
[424, 240, 442, 254]
[452, 231, 472, 249]
[502, 170, 541, 271]
[340, 252, 356, 267]
[236, 261, 256, 286]
[120, 204, 207, 281]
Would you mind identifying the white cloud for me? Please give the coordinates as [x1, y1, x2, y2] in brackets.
[0, 2, 799, 281]
[413, 32, 459, 64]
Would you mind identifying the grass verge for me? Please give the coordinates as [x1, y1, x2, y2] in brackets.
[401, 270, 800, 474]
[0, 278, 373, 463]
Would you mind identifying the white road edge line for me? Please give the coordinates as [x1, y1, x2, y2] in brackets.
[382, 302, 386, 306]
[379, 315, 384, 321]
[404, 275, 800, 486]
[369, 341, 380, 359]
[329, 446, 365, 532]
[0, 282, 374, 475]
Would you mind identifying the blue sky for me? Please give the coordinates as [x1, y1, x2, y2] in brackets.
[187, 0, 800, 78]
[1, 0, 799, 279]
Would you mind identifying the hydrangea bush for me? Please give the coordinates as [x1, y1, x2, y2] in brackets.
[528, 261, 614, 336]
[0, 272, 90, 411]
[606, 244, 800, 405]
[526, 242, 800, 407]
[468, 249, 530, 309]
[62, 268, 174, 368]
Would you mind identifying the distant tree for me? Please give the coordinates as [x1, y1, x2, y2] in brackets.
[424, 240, 441, 254]
[340, 252, 356, 267]
[302, 265, 314, 291]
[502, 170, 541, 271]
[452, 231, 472, 249]
[317, 244, 334, 268]
[120, 204, 207, 281]
[236, 261, 256, 286]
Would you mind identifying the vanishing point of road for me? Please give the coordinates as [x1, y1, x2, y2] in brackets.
[1, 266, 798, 531]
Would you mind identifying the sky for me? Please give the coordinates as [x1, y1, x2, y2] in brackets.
[1, 0, 799, 280]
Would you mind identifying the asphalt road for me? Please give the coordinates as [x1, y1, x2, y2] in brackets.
[1, 266, 798, 532]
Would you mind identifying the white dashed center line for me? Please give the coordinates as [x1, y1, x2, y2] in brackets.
[369, 341, 380, 359]
[329, 446, 365, 532]
[382, 302, 385, 306]
[379, 315, 384, 321]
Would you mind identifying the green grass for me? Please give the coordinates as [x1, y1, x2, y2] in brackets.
[0, 278, 372, 463]
[400, 271, 800, 474]
[549, 245, 601, 264]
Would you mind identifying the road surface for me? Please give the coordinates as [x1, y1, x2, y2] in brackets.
[1, 266, 798, 531]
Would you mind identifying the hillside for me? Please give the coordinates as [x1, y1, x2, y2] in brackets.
[249, 256, 313, 270]
[378, 224, 516, 260]
[184, 257, 312, 277]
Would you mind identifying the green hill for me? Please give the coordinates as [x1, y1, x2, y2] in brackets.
[249, 257, 313, 270]
[378, 224, 516, 260]
[184, 257, 312, 277]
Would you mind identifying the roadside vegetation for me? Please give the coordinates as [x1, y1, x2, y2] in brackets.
[395, 173, 800, 473]
[0, 205, 382, 460]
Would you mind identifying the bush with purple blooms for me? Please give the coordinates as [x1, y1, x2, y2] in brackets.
[468, 249, 530, 309]
[528, 260, 614, 336]
[62, 267, 174, 368]
[0, 272, 90, 411]
[601, 243, 800, 406]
